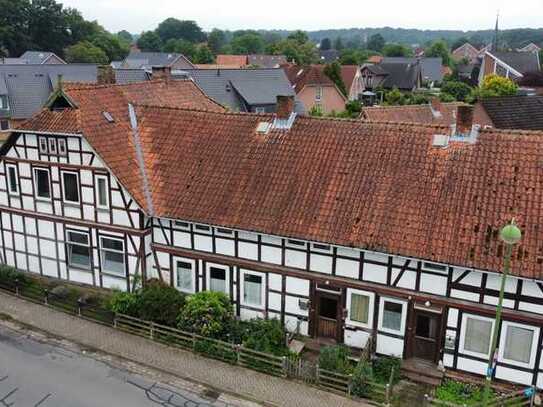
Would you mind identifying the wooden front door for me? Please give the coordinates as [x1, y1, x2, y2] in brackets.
[314, 289, 343, 341]
[411, 308, 442, 362]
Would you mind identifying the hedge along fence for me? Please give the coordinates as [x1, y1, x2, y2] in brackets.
[423, 387, 537, 407]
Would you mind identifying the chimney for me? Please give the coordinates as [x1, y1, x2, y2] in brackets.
[276, 95, 295, 119]
[152, 66, 172, 82]
[429, 97, 442, 119]
[456, 105, 474, 136]
[97, 65, 115, 84]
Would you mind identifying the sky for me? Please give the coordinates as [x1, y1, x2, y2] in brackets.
[60, 0, 543, 33]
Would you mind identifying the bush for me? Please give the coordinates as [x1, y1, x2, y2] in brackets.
[243, 319, 288, 356]
[137, 282, 185, 326]
[0, 265, 31, 287]
[194, 338, 237, 364]
[372, 356, 402, 384]
[106, 290, 140, 317]
[319, 345, 353, 374]
[177, 291, 234, 338]
[350, 360, 374, 398]
[436, 379, 495, 405]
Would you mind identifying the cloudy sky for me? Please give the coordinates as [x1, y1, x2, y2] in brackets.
[61, 0, 542, 33]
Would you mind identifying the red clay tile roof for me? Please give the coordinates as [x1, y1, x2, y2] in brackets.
[133, 107, 543, 279]
[362, 103, 493, 127]
[340, 65, 358, 93]
[282, 64, 336, 93]
[216, 55, 248, 67]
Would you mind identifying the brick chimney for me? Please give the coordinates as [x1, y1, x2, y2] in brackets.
[152, 66, 172, 82]
[276, 95, 295, 119]
[456, 105, 474, 136]
[97, 65, 115, 84]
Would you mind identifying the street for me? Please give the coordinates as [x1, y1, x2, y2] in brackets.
[0, 323, 235, 407]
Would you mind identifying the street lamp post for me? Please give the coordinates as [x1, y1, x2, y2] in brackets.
[482, 220, 522, 406]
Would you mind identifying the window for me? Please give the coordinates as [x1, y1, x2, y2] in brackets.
[216, 227, 233, 235]
[174, 221, 190, 229]
[67, 231, 91, 270]
[58, 139, 67, 156]
[96, 175, 109, 208]
[0, 120, 9, 131]
[349, 292, 370, 325]
[423, 262, 447, 272]
[48, 138, 57, 155]
[100, 237, 125, 275]
[176, 260, 195, 293]
[38, 137, 48, 154]
[378, 297, 406, 334]
[33, 168, 50, 199]
[195, 224, 210, 232]
[500, 322, 538, 366]
[313, 243, 331, 251]
[6, 164, 18, 195]
[315, 86, 323, 101]
[208, 265, 228, 294]
[255, 107, 265, 114]
[460, 314, 493, 357]
[0, 95, 8, 110]
[62, 172, 80, 203]
[242, 271, 264, 307]
[287, 239, 305, 247]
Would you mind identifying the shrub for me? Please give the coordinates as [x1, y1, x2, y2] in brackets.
[243, 318, 288, 356]
[318, 345, 353, 374]
[177, 291, 234, 338]
[137, 283, 185, 326]
[372, 356, 402, 384]
[194, 338, 237, 364]
[106, 290, 140, 317]
[0, 265, 31, 287]
[436, 379, 495, 405]
[350, 360, 374, 398]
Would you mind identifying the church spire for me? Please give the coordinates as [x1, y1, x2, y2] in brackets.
[492, 11, 499, 52]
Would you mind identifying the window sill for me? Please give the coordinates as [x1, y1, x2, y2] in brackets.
[63, 201, 82, 208]
[101, 271, 126, 279]
[68, 265, 92, 273]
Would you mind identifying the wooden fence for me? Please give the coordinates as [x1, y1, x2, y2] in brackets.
[423, 387, 536, 407]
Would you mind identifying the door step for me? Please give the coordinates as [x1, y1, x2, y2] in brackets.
[402, 358, 444, 386]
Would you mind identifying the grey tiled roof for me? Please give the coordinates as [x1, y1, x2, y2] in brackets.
[379, 62, 421, 90]
[491, 51, 540, 75]
[123, 52, 194, 69]
[19, 51, 65, 64]
[0, 64, 97, 119]
[178, 68, 300, 113]
[319, 50, 340, 63]
[114, 68, 150, 84]
[382, 57, 443, 83]
[481, 95, 543, 130]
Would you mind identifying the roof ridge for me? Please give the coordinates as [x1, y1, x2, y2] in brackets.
[363, 102, 463, 111]
[65, 78, 191, 91]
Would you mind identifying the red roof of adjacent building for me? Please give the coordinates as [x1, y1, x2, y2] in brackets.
[216, 55, 248, 67]
[15, 82, 543, 279]
[282, 64, 338, 94]
[340, 65, 358, 93]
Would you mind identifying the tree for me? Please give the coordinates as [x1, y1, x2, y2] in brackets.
[441, 80, 473, 101]
[162, 39, 196, 60]
[270, 38, 317, 65]
[64, 41, 108, 64]
[27, 0, 71, 56]
[90, 31, 129, 61]
[367, 34, 385, 52]
[156, 18, 206, 43]
[117, 30, 133, 43]
[475, 74, 518, 99]
[207, 28, 226, 55]
[137, 31, 162, 52]
[451, 36, 470, 51]
[323, 62, 347, 96]
[334, 37, 344, 51]
[0, 0, 33, 56]
[384, 88, 406, 105]
[194, 45, 214, 64]
[287, 30, 309, 45]
[231, 33, 264, 54]
[382, 43, 412, 57]
[320, 37, 331, 51]
[339, 48, 372, 65]
[426, 40, 451, 66]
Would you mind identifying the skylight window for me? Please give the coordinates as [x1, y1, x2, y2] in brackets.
[102, 111, 115, 123]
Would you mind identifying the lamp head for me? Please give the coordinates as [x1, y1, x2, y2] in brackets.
[500, 220, 522, 245]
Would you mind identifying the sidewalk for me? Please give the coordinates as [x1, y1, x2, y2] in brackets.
[0, 291, 369, 407]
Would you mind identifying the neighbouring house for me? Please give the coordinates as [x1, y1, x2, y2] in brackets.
[381, 57, 444, 86]
[473, 95, 543, 130]
[283, 64, 347, 114]
[1, 51, 66, 65]
[0, 64, 97, 132]
[5, 87, 543, 388]
[215, 55, 287, 69]
[478, 51, 541, 85]
[517, 71, 543, 95]
[517, 43, 542, 54]
[340, 65, 363, 101]
[118, 51, 195, 70]
[452, 43, 481, 64]
[360, 61, 422, 92]
[114, 68, 151, 84]
[178, 68, 303, 114]
[319, 49, 340, 63]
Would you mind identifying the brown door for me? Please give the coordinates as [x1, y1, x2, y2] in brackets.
[412, 309, 441, 362]
[316, 294, 340, 340]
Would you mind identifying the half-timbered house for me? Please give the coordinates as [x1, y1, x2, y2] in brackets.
[2, 82, 543, 389]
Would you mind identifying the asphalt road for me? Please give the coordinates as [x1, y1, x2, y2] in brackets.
[0, 324, 228, 407]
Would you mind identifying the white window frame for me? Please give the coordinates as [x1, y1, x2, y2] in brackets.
[58, 138, 67, 156]
[61, 170, 80, 204]
[33, 167, 51, 200]
[254, 107, 265, 114]
[459, 313, 495, 359]
[346, 288, 374, 329]
[240, 269, 265, 309]
[498, 321, 539, 368]
[378, 296, 407, 335]
[38, 137, 48, 154]
[95, 175, 109, 209]
[206, 262, 230, 296]
[0, 95, 8, 110]
[99, 236, 125, 276]
[174, 257, 196, 294]
[66, 230, 91, 270]
[6, 164, 19, 195]
[48, 138, 57, 155]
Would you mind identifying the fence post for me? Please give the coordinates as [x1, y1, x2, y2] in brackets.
[347, 374, 353, 397]
[149, 322, 154, 340]
[192, 332, 196, 350]
[113, 313, 117, 328]
[77, 298, 83, 316]
[530, 386, 536, 407]
[385, 383, 390, 407]
[316, 363, 320, 385]
[282, 356, 288, 378]
[14, 277, 19, 296]
[43, 288, 48, 305]
[423, 394, 429, 407]
[235, 344, 241, 365]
